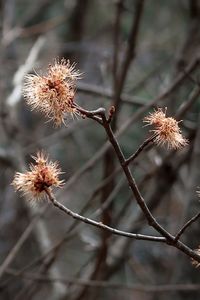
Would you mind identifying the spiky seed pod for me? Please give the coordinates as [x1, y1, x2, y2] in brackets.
[12, 152, 64, 200]
[23, 58, 81, 126]
[144, 108, 188, 149]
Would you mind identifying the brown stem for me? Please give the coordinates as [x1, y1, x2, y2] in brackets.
[94, 110, 200, 262]
[125, 135, 157, 165]
[175, 211, 200, 242]
[44, 187, 164, 243]
[45, 183, 200, 263]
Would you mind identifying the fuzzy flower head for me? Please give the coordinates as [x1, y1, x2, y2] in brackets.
[191, 246, 200, 268]
[144, 108, 188, 149]
[23, 58, 81, 126]
[12, 152, 64, 200]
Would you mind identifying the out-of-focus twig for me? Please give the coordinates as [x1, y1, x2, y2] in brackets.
[5, 269, 200, 293]
[7, 36, 45, 107]
[0, 206, 47, 280]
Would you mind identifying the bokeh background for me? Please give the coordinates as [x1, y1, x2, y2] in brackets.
[0, 0, 200, 299]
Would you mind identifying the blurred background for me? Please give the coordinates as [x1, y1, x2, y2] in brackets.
[0, 0, 200, 299]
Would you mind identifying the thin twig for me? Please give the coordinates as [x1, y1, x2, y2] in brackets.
[0, 206, 47, 279]
[77, 81, 153, 107]
[175, 211, 200, 242]
[62, 57, 199, 192]
[74, 104, 104, 124]
[75, 106, 200, 262]
[5, 269, 200, 293]
[112, 0, 124, 85]
[112, 0, 145, 128]
[45, 179, 200, 262]
[7, 36, 45, 107]
[44, 187, 165, 243]
[125, 135, 156, 165]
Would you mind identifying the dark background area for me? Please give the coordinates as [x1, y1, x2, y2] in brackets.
[0, 0, 200, 299]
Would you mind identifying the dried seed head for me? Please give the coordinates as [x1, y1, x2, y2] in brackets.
[144, 108, 188, 149]
[12, 152, 64, 200]
[191, 247, 200, 268]
[23, 58, 81, 126]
